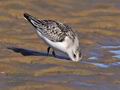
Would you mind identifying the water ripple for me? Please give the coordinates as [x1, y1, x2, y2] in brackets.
[101, 45, 120, 49]
[110, 50, 120, 59]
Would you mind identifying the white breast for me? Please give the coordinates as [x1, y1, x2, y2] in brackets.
[36, 30, 68, 52]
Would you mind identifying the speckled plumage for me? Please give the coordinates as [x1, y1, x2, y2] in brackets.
[24, 13, 75, 42]
[24, 13, 82, 62]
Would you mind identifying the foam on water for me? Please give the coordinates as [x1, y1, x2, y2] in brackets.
[90, 63, 109, 68]
[86, 45, 120, 68]
[112, 55, 120, 59]
[109, 50, 120, 59]
[88, 57, 98, 60]
[101, 45, 120, 49]
[101, 45, 120, 59]
[111, 62, 120, 66]
[109, 50, 120, 55]
[84, 61, 120, 68]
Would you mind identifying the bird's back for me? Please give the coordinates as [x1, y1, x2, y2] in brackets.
[24, 13, 76, 42]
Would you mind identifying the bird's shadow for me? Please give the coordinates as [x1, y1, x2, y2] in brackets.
[7, 47, 70, 61]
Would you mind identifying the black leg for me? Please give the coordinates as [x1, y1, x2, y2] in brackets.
[52, 50, 56, 57]
[47, 47, 51, 55]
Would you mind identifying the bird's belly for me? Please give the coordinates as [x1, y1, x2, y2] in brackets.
[36, 30, 67, 52]
[44, 37, 67, 52]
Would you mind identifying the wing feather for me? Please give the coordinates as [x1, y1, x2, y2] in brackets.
[24, 13, 75, 42]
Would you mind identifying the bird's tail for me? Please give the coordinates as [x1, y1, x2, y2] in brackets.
[24, 13, 40, 28]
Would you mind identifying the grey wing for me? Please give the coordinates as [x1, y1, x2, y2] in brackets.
[36, 20, 67, 42]
[24, 13, 74, 42]
[37, 20, 76, 42]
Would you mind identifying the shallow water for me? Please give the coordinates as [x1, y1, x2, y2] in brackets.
[0, 0, 120, 90]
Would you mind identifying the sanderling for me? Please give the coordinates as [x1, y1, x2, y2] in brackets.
[24, 13, 82, 62]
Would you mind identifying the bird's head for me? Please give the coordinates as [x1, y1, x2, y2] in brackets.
[67, 37, 82, 62]
[69, 47, 82, 62]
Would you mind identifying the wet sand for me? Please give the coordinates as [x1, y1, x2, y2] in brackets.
[0, 0, 120, 90]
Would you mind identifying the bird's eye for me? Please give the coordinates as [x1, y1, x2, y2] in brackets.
[73, 54, 76, 58]
[53, 26, 55, 29]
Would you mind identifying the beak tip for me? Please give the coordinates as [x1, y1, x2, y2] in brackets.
[23, 13, 30, 19]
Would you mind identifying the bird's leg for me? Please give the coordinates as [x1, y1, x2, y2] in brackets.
[47, 47, 56, 56]
[47, 47, 51, 55]
[52, 50, 56, 57]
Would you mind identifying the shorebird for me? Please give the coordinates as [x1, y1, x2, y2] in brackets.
[24, 13, 82, 62]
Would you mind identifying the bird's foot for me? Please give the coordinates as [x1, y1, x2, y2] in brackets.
[52, 51, 56, 57]
[47, 47, 51, 55]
